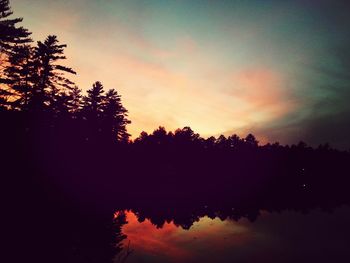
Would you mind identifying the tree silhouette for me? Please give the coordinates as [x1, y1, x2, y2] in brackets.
[30, 35, 76, 110]
[216, 134, 230, 149]
[0, 0, 31, 54]
[135, 131, 149, 143]
[83, 81, 104, 116]
[204, 136, 216, 149]
[150, 126, 168, 145]
[0, 0, 31, 108]
[51, 91, 72, 116]
[68, 86, 83, 115]
[3, 44, 33, 110]
[102, 88, 131, 142]
[245, 133, 259, 148]
[228, 134, 243, 149]
[82, 81, 106, 140]
[174, 126, 199, 142]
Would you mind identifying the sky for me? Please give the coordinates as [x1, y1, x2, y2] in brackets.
[10, 0, 350, 148]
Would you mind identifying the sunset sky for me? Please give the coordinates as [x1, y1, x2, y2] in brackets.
[11, 0, 350, 148]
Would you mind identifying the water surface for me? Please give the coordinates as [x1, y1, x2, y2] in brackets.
[118, 206, 350, 263]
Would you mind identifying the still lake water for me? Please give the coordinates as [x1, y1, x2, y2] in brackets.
[117, 206, 350, 263]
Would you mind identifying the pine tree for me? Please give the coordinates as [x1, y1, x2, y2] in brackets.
[83, 81, 104, 116]
[102, 88, 130, 142]
[82, 82, 131, 142]
[31, 35, 76, 110]
[0, 0, 31, 54]
[82, 81, 105, 140]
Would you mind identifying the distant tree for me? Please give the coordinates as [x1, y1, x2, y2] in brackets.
[30, 35, 76, 110]
[102, 88, 131, 142]
[244, 133, 258, 147]
[151, 126, 168, 145]
[134, 131, 149, 144]
[216, 134, 229, 149]
[272, 142, 280, 148]
[81, 82, 131, 142]
[82, 81, 104, 117]
[296, 141, 307, 149]
[204, 136, 216, 149]
[228, 134, 243, 149]
[317, 143, 331, 151]
[174, 126, 200, 143]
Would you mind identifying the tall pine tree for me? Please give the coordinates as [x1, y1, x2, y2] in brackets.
[82, 81, 105, 140]
[31, 35, 76, 110]
[82, 82, 131, 142]
[102, 89, 130, 142]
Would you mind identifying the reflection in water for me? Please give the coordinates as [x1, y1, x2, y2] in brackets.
[120, 211, 249, 262]
[118, 206, 350, 263]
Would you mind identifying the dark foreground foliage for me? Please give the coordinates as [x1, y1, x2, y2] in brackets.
[2, 109, 350, 262]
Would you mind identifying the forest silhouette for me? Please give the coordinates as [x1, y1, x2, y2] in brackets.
[1, 0, 350, 262]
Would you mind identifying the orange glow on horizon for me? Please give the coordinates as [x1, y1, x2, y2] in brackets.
[11, 2, 300, 142]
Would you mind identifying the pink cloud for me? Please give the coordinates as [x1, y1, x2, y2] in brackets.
[227, 67, 297, 120]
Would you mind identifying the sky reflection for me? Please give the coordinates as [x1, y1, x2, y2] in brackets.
[119, 207, 350, 263]
[120, 211, 250, 262]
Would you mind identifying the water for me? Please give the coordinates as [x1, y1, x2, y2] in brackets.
[116, 206, 350, 263]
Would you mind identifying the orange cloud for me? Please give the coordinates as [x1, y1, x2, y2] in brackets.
[213, 67, 298, 141]
[234, 68, 284, 104]
[231, 68, 295, 114]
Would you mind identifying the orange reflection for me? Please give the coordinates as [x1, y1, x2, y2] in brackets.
[120, 211, 251, 262]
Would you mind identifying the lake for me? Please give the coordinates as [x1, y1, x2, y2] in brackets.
[115, 206, 350, 263]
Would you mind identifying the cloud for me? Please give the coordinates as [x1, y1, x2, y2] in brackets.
[220, 67, 298, 141]
[236, 45, 350, 149]
[229, 68, 296, 116]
